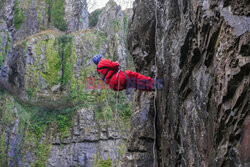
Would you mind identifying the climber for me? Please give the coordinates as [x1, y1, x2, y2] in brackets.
[93, 54, 158, 91]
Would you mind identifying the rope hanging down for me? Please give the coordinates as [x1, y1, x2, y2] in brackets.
[115, 69, 121, 123]
[153, 0, 159, 166]
[114, 69, 121, 166]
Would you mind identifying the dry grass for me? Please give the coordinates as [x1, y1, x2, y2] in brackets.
[14, 28, 96, 46]
[14, 30, 64, 46]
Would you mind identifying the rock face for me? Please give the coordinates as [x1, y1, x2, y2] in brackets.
[65, 0, 88, 32]
[96, 0, 124, 37]
[0, 0, 130, 109]
[124, 0, 250, 166]
[0, 0, 131, 166]
[47, 109, 125, 167]
[96, 0, 128, 68]
[2, 0, 249, 166]
[1, 0, 88, 41]
[0, 92, 127, 167]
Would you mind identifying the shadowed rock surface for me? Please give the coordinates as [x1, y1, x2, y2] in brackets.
[122, 0, 250, 166]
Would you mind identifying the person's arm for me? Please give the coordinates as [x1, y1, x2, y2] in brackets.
[98, 59, 119, 71]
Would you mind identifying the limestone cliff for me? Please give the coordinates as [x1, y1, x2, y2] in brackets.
[1, 0, 249, 166]
[96, 0, 128, 68]
[0, 0, 131, 166]
[1, 0, 88, 41]
[123, 0, 250, 166]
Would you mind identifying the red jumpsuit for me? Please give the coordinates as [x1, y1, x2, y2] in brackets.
[97, 59, 154, 91]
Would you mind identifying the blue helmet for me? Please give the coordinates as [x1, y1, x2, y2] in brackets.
[93, 54, 103, 65]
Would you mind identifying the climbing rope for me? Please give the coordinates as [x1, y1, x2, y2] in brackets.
[114, 69, 121, 166]
[153, 0, 159, 166]
[115, 69, 121, 124]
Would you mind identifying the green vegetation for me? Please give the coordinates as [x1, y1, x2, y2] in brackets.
[113, 19, 121, 32]
[94, 154, 112, 167]
[35, 0, 45, 27]
[92, 88, 132, 128]
[25, 39, 41, 98]
[95, 103, 113, 121]
[0, 131, 7, 167]
[68, 29, 132, 125]
[0, 4, 133, 164]
[57, 35, 74, 89]
[0, 32, 11, 67]
[94, 30, 107, 49]
[21, 104, 75, 165]
[4, 33, 10, 59]
[0, 94, 16, 126]
[0, 93, 14, 165]
[89, 9, 103, 27]
[31, 142, 52, 167]
[118, 143, 126, 157]
[51, 0, 67, 31]
[0, 93, 16, 165]
[123, 14, 128, 36]
[21, 27, 131, 126]
[14, 0, 25, 30]
[29, 106, 74, 136]
[41, 39, 61, 87]
[0, 53, 2, 67]
[45, 0, 67, 31]
[27, 35, 76, 97]
[0, 91, 77, 165]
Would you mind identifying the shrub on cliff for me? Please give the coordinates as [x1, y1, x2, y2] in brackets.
[89, 9, 103, 27]
[14, 0, 25, 30]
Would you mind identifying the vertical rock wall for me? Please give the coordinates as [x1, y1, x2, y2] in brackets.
[124, 0, 250, 166]
[65, 0, 88, 32]
[47, 109, 126, 167]
[1, 0, 88, 41]
[0, 0, 132, 166]
[96, 0, 128, 68]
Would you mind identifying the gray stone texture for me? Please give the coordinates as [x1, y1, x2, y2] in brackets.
[96, 0, 128, 68]
[123, 0, 250, 166]
[47, 109, 125, 167]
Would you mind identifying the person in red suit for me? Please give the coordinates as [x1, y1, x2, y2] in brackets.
[93, 54, 157, 91]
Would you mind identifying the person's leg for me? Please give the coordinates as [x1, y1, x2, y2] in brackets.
[125, 71, 154, 91]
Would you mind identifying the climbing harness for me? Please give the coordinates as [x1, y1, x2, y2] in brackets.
[122, 71, 129, 86]
[97, 66, 118, 83]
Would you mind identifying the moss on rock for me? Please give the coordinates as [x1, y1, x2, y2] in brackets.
[0, 31, 11, 67]
[89, 9, 103, 27]
[0, 92, 77, 165]
[57, 35, 74, 89]
[14, 0, 25, 30]
[46, 0, 67, 31]
[0, 131, 7, 166]
[94, 153, 112, 167]
[41, 38, 61, 87]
